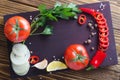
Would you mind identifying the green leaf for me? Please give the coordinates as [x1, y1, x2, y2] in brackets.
[59, 15, 69, 20]
[62, 4, 68, 8]
[54, 2, 62, 8]
[67, 3, 80, 13]
[47, 13, 58, 21]
[72, 7, 81, 13]
[63, 8, 72, 12]
[40, 25, 53, 35]
[67, 3, 76, 8]
[30, 2, 82, 36]
[38, 4, 46, 14]
[62, 11, 75, 17]
[74, 15, 78, 19]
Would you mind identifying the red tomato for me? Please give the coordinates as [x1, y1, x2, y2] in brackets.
[4, 16, 31, 43]
[64, 44, 89, 70]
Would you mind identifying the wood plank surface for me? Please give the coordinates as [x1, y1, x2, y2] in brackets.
[0, 0, 120, 80]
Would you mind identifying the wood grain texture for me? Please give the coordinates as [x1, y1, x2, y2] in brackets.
[0, 0, 120, 80]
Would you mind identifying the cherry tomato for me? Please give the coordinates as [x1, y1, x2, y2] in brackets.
[64, 44, 89, 70]
[4, 16, 31, 43]
[78, 14, 87, 25]
[29, 55, 39, 64]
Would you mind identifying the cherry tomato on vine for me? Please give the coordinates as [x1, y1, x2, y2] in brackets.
[4, 16, 31, 43]
[64, 44, 89, 70]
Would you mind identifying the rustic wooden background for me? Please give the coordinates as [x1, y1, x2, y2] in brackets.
[0, 0, 120, 80]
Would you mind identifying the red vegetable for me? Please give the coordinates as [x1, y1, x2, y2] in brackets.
[99, 32, 109, 38]
[86, 50, 107, 70]
[97, 18, 106, 25]
[99, 37, 109, 44]
[64, 44, 89, 70]
[99, 26, 109, 33]
[98, 46, 108, 51]
[78, 14, 87, 25]
[4, 16, 31, 43]
[79, 8, 95, 16]
[79, 7, 109, 69]
[29, 55, 40, 64]
[94, 12, 104, 21]
[99, 42, 109, 49]
[98, 24, 107, 29]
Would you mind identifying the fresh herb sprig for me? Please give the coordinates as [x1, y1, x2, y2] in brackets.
[30, 2, 81, 35]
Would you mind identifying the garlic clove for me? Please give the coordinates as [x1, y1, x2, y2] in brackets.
[32, 59, 48, 70]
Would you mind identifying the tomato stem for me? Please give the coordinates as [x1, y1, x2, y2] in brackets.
[72, 49, 86, 62]
[86, 66, 94, 71]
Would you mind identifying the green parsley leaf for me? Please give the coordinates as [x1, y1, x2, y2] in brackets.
[40, 25, 53, 35]
[38, 4, 47, 14]
[54, 2, 62, 8]
[47, 13, 58, 21]
[31, 2, 81, 35]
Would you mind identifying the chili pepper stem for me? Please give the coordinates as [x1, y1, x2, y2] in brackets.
[86, 65, 94, 71]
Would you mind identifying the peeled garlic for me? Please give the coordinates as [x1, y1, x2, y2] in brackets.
[32, 59, 48, 70]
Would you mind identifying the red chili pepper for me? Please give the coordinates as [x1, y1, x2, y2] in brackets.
[86, 50, 107, 70]
[79, 8, 109, 70]
[98, 46, 108, 51]
[99, 42, 109, 48]
[98, 23, 107, 29]
[99, 31, 109, 38]
[99, 26, 109, 33]
[79, 8, 95, 16]
[29, 55, 39, 64]
[94, 12, 104, 21]
[97, 18, 106, 25]
[99, 37, 109, 44]
[78, 14, 87, 25]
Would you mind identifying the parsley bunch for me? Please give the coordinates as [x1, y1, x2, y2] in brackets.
[30, 2, 81, 35]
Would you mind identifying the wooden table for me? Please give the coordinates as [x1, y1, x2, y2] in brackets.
[0, 0, 120, 80]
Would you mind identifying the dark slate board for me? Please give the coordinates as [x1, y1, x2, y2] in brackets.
[4, 1, 118, 78]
